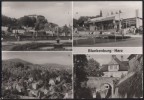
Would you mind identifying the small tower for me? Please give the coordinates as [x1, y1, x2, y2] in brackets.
[100, 10, 103, 17]
[121, 55, 123, 61]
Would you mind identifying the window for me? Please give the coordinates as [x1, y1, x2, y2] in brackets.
[110, 66, 113, 70]
[114, 66, 117, 69]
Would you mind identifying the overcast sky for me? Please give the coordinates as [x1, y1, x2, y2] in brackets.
[2, 52, 72, 66]
[74, 1, 142, 19]
[86, 54, 130, 66]
[2, 1, 72, 27]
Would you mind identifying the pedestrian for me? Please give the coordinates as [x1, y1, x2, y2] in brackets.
[96, 91, 101, 98]
[92, 87, 97, 98]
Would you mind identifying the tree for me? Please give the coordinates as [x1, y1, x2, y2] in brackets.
[73, 18, 78, 28]
[86, 58, 104, 77]
[34, 22, 40, 31]
[34, 17, 48, 31]
[18, 16, 36, 27]
[77, 16, 88, 27]
[73, 55, 88, 98]
[62, 25, 70, 36]
[2, 15, 18, 31]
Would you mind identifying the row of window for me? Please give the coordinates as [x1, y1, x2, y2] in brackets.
[109, 65, 119, 70]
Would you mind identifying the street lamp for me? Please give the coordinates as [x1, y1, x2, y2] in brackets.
[75, 12, 79, 19]
[114, 10, 122, 42]
[120, 18, 124, 40]
[118, 10, 122, 31]
[56, 26, 60, 43]
[113, 20, 117, 42]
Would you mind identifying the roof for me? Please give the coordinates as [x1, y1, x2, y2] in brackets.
[127, 54, 142, 60]
[116, 72, 135, 87]
[87, 10, 142, 24]
[100, 56, 129, 72]
[100, 64, 108, 72]
[88, 16, 115, 23]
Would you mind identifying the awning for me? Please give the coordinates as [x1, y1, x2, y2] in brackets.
[88, 16, 115, 23]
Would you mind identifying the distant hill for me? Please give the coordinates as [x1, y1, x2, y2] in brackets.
[2, 58, 72, 72]
[2, 58, 32, 70]
[41, 63, 72, 69]
[3, 58, 33, 65]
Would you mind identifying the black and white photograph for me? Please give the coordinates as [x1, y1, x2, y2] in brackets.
[2, 1, 72, 51]
[74, 54, 143, 98]
[73, 1, 143, 47]
[1, 0, 143, 100]
[2, 52, 73, 99]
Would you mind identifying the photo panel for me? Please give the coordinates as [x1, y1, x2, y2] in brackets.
[73, 1, 143, 47]
[2, 1, 72, 51]
[2, 52, 73, 99]
[1, 0, 143, 99]
[73, 54, 143, 98]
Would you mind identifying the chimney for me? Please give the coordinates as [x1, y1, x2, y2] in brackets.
[136, 9, 139, 18]
[112, 55, 116, 59]
[121, 55, 123, 61]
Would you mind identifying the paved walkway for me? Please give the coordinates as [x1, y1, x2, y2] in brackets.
[74, 37, 142, 47]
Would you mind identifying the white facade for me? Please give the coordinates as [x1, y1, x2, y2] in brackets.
[102, 55, 128, 78]
[103, 71, 128, 78]
[2, 26, 8, 32]
[108, 64, 119, 71]
[12, 29, 25, 34]
[60, 32, 66, 36]
[46, 31, 53, 36]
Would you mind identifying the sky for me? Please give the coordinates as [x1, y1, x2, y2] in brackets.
[2, 52, 72, 66]
[86, 54, 130, 66]
[2, 1, 142, 26]
[2, 1, 72, 27]
[74, 1, 142, 19]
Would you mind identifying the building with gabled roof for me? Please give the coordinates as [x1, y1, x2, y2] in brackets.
[100, 55, 129, 78]
[113, 54, 143, 98]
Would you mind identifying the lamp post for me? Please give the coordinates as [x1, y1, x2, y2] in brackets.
[115, 10, 122, 42]
[120, 18, 124, 40]
[56, 26, 60, 44]
[113, 20, 117, 42]
[118, 10, 122, 31]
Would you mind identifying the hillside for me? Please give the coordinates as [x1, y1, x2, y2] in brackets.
[3, 58, 33, 65]
[41, 63, 72, 69]
[2, 59, 72, 99]
[2, 58, 72, 71]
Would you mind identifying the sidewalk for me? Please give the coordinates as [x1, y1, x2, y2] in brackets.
[124, 34, 142, 37]
[74, 37, 142, 47]
[2, 40, 72, 46]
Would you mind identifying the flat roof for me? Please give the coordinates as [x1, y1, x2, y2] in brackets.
[90, 16, 115, 23]
[87, 11, 142, 23]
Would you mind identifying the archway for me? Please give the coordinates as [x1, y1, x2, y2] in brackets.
[99, 83, 112, 98]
